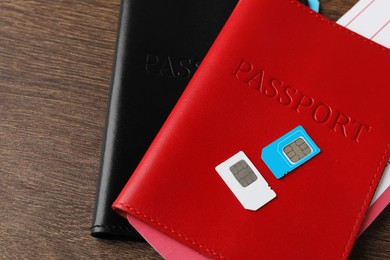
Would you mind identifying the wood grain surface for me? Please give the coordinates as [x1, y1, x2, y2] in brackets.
[0, 0, 388, 259]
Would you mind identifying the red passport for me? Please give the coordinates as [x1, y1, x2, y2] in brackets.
[113, 0, 390, 258]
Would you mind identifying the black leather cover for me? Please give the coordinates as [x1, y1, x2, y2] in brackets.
[91, 0, 237, 239]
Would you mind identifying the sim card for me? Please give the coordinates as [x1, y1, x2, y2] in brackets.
[261, 126, 320, 179]
[215, 151, 276, 211]
[308, 0, 320, 12]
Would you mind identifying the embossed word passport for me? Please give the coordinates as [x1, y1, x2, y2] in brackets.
[113, 0, 390, 258]
[91, 0, 237, 239]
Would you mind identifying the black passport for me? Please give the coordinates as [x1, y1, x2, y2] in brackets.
[91, 0, 237, 239]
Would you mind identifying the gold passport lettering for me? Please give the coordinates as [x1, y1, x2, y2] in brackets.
[232, 59, 371, 143]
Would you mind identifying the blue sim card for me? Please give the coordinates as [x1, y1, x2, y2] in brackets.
[261, 126, 320, 179]
[308, 0, 320, 12]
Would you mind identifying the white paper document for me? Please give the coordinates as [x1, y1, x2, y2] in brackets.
[338, 0, 390, 48]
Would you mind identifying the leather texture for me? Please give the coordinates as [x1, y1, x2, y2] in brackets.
[113, 0, 390, 257]
[91, 0, 237, 239]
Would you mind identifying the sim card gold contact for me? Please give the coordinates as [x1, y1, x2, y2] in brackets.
[215, 151, 276, 211]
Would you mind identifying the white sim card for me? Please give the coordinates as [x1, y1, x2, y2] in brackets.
[215, 151, 276, 211]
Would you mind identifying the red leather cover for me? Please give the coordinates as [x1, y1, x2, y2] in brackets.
[113, 0, 390, 258]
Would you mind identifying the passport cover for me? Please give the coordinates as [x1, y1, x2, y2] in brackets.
[91, 0, 237, 238]
[113, 0, 390, 257]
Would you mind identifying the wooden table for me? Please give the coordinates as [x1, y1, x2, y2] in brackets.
[0, 0, 388, 258]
